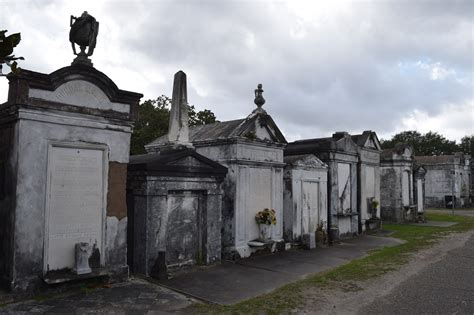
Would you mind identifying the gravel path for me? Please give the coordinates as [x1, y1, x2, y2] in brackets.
[296, 230, 474, 314]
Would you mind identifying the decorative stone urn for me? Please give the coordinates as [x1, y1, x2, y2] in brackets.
[258, 224, 272, 242]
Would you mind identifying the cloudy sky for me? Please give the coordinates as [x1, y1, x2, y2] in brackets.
[2, 0, 472, 142]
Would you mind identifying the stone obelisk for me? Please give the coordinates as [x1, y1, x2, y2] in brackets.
[167, 71, 192, 148]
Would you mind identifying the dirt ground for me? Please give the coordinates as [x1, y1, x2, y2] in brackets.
[291, 229, 474, 314]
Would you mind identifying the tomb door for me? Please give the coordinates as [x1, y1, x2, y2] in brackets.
[337, 163, 351, 213]
[417, 179, 424, 213]
[365, 166, 376, 218]
[402, 171, 410, 206]
[45, 144, 106, 273]
[301, 181, 319, 234]
[165, 191, 205, 267]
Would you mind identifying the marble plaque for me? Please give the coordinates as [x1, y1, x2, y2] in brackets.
[246, 167, 272, 241]
[46, 146, 104, 272]
[365, 166, 376, 197]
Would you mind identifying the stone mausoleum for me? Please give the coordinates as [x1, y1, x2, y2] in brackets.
[351, 131, 382, 232]
[147, 84, 287, 259]
[127, 71, 227, 277]
[415, 153, 471, 208]
[285, 132, 359, 240]
[380, 144, 416, 222]
[0, 63, 141, 291]
[0, 12, 142, 292]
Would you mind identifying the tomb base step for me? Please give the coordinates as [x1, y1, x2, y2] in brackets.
[42, 265, 128, 285]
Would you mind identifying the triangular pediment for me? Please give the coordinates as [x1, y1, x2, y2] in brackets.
[168, 155, 213, 169]
[285, 154, 328, 169]
[237, 112, 287, 144]
[362, 132, 382, 151]
[335, 135, 358, 153]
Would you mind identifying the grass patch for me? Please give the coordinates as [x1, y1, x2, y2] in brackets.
[428, 207, 474, 211]
[188, 213, 474, 314]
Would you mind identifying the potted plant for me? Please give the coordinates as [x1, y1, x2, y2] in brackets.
[370, 199, 379, 219]
[315, 220, 328, 248]
[255, 208, 277, 242]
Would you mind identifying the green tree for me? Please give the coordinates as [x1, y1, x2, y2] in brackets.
[380, 130, 459, 155]
[459, 135, 473, 155]
[380, 131, 422, 150]
[188, 105, 217, 126]
[130, 95, 218, 155]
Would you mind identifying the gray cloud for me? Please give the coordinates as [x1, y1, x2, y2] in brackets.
[2, 0, 472, 141]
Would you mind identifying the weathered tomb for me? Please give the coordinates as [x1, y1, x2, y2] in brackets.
[146, 84, 287, 259]
[414, 153, 471, 208]
[283, 155, 328, 247]
[127, 71, 227, 276]
[0, 63, 142, 291]
[285, 132, 359, 240]
[380, 144, 416, 222]
[351, 131, 382, 232]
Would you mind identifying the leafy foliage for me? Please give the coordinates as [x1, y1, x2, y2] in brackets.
[459, 135, 473, 155]
[0, 30, 24, 76]
[130, 95, 218, 155]
[380, 130, 470, 156]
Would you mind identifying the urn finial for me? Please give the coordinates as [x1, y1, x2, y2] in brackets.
[254, 83, 265, 108]
[69, 11, 99, 66]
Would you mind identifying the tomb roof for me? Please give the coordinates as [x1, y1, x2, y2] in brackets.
[284, 154, 328, 169]
[414, 153, 469, 165]
[146, 84, 286, 151]
[380, 143, 413, 161]
[285, 132, 358, 156]
[350, 130, 382, 151]
[129, 148, 227, 178]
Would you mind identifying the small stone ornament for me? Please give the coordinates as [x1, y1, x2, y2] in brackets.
[254, 83, 265, 108]
[73, 242, 92, 275]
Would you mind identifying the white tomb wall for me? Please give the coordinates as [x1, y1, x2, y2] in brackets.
[14, 113, 130, 275]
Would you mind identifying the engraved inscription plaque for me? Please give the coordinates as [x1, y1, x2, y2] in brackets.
[46, 146, 105, 272]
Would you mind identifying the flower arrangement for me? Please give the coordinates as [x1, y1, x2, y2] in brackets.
[255, 208, 277, 225]
[371, 199, 379, 210]
[316, 220, 326, 232]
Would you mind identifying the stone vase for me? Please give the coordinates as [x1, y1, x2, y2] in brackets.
[258, 224, 272, 242]
[315, 230, 328, 248]
[329, 227, 340, 244]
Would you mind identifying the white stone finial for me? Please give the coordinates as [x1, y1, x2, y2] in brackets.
[167, 71, 191, 146]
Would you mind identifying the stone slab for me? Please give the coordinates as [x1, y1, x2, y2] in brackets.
[157, 235, 402, 305]
[0, 278, 193, 314]
[159, 262, 296, 305]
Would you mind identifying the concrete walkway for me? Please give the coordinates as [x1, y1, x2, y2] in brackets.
[0, 235, 402, 313]
[0, 278, 194, 314]
[158, 235, 403, 305]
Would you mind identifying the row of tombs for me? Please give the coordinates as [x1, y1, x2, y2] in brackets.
[0, 61, 449, 293]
